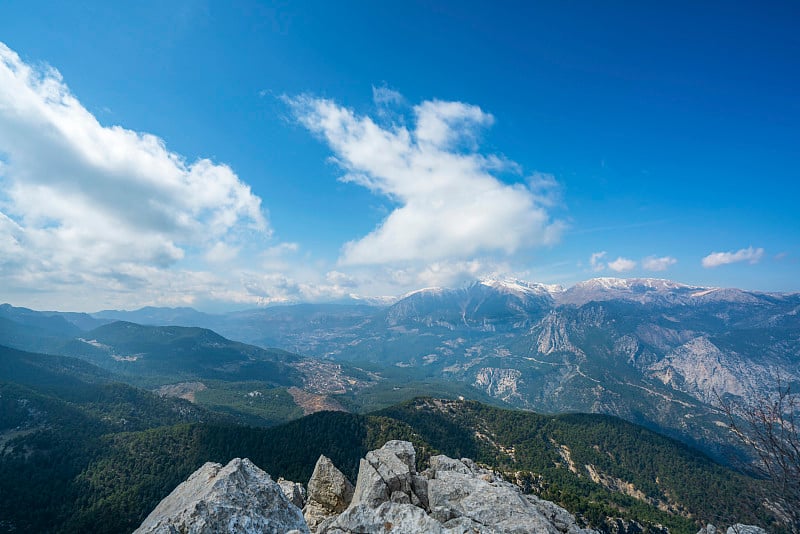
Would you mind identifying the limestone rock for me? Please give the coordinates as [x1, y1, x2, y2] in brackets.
[726, 526, 767, 534]
[140, 441, 768, 534]
[428, 469, 562, 533]
[336, 441, 597, 534]
[321, 502, 446, 534]
[380, 439, 417, 471]
[527, 493, 597, 534]
[697, 524, 766, 534]
[349, 457, 390, 508]
[429, 455, 472, 475]
[303, 455, 354, 531]
[134, 458, 309, 534]
[307, 455, 354, 512]
[278, 477, 307, 508]
[365, 441, 415, 494]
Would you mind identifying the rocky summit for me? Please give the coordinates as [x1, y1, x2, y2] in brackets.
[133, 457, 309, 534]
[136, 440, 600, 534]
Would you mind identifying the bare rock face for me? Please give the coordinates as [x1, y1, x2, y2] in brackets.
[279, 476, 307, 508]
[133, 458, 309, 534]
[323, 502, 447, 534]
[320, 441, 597, 534]
[697, 525, 767, 534]
[303, 455, 355, 530]
[348, 440, 424, 512]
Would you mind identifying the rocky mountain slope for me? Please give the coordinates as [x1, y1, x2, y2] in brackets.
[108, 277, 797, 458]
[2, 276, 798, 464]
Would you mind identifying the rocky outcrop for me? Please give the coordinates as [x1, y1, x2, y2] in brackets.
[319, 441, 596, 534]
[649, 337, 764, 403]
[303, 455, 355, 530]
[473, 367, 524, 403]
[279, 476, 307, 509]
[135, 442, 598, 534]
[133, 458, 309, 534]
[135, 442, 767, 534]
[697, 525, 767, 534]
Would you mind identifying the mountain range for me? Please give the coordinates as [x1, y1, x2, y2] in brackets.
[2, 277, 798, 459]
[1, 277, 797, 532]
[62, 277, 799, 459]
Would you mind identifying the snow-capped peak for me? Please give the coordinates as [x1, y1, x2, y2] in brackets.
[399, 286, 447, 300]
[478, 278, 564, 296]
[572, 278, 692, 292]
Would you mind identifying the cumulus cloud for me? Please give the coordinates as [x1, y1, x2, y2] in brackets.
[287, 94, 565, 266]
[701, 246, 764, 268]
[0, 42, 267, 304]
[642, 255, 677, 271]
[237, 268, 367, 305]
[608, 257, 637, 272]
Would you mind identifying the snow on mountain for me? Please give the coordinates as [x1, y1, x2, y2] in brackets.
[477, 278, 564, 297]
[398, 286, 448, 300]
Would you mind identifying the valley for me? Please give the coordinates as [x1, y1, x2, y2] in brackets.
[0, 277, 798, 532]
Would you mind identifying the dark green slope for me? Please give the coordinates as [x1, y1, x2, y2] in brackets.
[0, 304, 84, 337]
[0, 346, 232, 533]
[377, 399, 768, 531]
[59, 321, 305, 386]
[0, 366, 775, 534]
[61, 401, 770, 534]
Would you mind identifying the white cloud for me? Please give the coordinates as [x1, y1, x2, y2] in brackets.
[204, 242, 241, 264]
[372, 84, 404, 107]
[237, 268, 366, 305]
[527, 172, 562, 208]
[287, 94, 565, 266]
[642, 255, 677, 271]
[608, 257, 637, 272]
[325, 270, 357, 288]
[702, 246, 764, 268]
[0, 42, 268, 306]
[589, 251, 607, 271]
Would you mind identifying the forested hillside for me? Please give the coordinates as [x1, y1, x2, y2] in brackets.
[0, 345, 777, 534]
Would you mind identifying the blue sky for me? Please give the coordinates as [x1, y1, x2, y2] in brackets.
[0, 1, 797, 311]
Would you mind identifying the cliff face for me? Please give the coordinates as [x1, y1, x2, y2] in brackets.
[136, 441, 598, 534]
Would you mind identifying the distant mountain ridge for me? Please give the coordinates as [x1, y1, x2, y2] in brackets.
[1, 277, 798, 461]
[71, 276, 797, 461]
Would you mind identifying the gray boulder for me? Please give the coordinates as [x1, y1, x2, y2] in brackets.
[697, 524, 767, 534]
[428, 468, 563, 533]
[349, 457, 390, 508]
[727, 526, 767, 534]
[303, 455, 355, 531]
[326, 441, 597, 534]
[322, 502, 446, 534]
[349, 440, 423, 509]
[278, 477, 307, 508]
[429, 455, 472, 475]
[365, 440, 416, 494]
[133, 458, 309, 534]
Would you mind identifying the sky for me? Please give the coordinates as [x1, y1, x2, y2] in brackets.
[0, 1, 798, 312]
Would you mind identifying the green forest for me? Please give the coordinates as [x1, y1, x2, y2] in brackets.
[0, 345, 780, 533]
